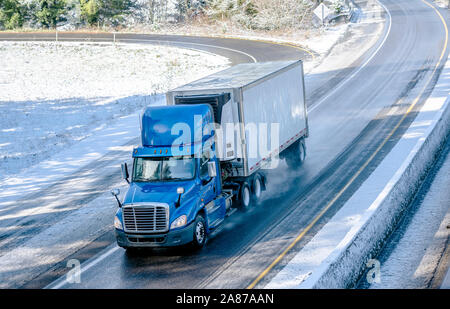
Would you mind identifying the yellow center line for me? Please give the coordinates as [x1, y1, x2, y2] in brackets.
[247, 0, 449, 289]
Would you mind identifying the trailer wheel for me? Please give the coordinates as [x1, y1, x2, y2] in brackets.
[252, 175, 262, 204]
[238, 182, 252, 211]
[286, 139, 306, 169]
[191, 215, 207, 249]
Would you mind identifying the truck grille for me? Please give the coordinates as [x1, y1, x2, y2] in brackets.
[123, 204, 169, 233]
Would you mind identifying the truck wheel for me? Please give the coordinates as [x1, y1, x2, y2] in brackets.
[252, 175, 262, 204]
[238, 182, 252, 211]
[191, 215, 207, 249]
[286, 139, 306, 169]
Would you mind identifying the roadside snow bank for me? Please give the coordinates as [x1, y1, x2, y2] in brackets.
[266, 55, 450, 288]
[365, 143, 450, 289]
[0, 41, 229, 177]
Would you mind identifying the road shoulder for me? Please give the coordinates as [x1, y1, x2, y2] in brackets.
[0, 0, 388, 289]
[361, 138, 450, 288]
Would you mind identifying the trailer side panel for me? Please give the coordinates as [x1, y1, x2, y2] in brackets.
[241, 63, 307, 174]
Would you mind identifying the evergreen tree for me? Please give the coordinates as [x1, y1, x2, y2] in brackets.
[79, 0, 135, 27]
[205, 0, 236, 20]
[35, 0, 68, 28]
[0, 0, 25, 29]
[205, 0, 256, 21]
[173, 0, 206, 22]
[79, 0, 99, 26]
[98, 0, 135, 27]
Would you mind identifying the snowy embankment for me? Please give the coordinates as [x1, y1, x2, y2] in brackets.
[267, 55, 450, 288]
[365, 139, 450, 289]
[0, 41, 229, 178]
[0, 42, 229, 288]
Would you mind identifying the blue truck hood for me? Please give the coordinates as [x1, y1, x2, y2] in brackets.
[123, 180, 197, 207]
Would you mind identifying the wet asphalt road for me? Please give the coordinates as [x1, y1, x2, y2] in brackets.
[1, 0, 449, 289]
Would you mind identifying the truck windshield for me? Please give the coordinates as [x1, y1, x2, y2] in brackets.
[133, 156, 196, 182]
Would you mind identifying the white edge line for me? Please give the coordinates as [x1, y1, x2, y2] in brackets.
[309, 0, 392, 113]
[45, 245, 120, 289]
[118, 38, 258, 63]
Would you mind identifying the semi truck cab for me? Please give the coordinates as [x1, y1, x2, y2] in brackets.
[113, 104, 232, 249]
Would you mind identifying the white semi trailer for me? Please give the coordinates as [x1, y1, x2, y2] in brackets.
[166, 59, 308, 179]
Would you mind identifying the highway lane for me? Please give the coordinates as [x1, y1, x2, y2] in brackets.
[42, 0, 449, 289]
[0, 32, 315, 64]
[1, 0, 448, 289]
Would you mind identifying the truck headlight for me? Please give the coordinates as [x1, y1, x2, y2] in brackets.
[114, 216, 123, 230]
[171, 215, 187, 229]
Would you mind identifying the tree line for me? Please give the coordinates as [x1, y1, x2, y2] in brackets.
[0, 0, 329, 31]
[0, 0, 137, 29]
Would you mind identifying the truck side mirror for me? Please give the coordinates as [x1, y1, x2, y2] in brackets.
[175, 187, 184, 207]
[207, 161, 217, 178]
[111, 189, 122, 207]
[121, 162, 130, 183]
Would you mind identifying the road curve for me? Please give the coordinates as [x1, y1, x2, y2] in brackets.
[0, 29, 313, 263]
[1, 0, 449, 289]
[0, 32, 315, 65]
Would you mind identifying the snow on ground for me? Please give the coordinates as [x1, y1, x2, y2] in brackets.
[0, 42, 229, 288]
[306, 0, 385, 74]
[0, 180, 128, 288]
[433, 0, 448, 9]
[0, 41, 229, 177]
[366, 140, 450, 289]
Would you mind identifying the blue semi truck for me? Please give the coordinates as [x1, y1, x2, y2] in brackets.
[111, 60, 308, 250]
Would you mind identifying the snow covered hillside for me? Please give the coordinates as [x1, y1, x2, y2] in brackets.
[0, 41, 229, 177]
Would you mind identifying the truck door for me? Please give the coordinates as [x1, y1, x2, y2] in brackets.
[199, 142, 225, 228]
[199, 147, 216, 204]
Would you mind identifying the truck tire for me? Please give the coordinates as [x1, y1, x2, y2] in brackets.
[238, 182, 252, 211]
[252, 175, 262, 204]
[191, 215, 207, 249]
[286, 139, 306, 169]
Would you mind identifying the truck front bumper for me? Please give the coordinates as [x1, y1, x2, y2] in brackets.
[115, 221, 195, 248]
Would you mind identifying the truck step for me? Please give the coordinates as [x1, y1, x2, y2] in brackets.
[226, 208, 238, 217]
[209, 217, 224, 229]
[208, 224, 225, 239]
